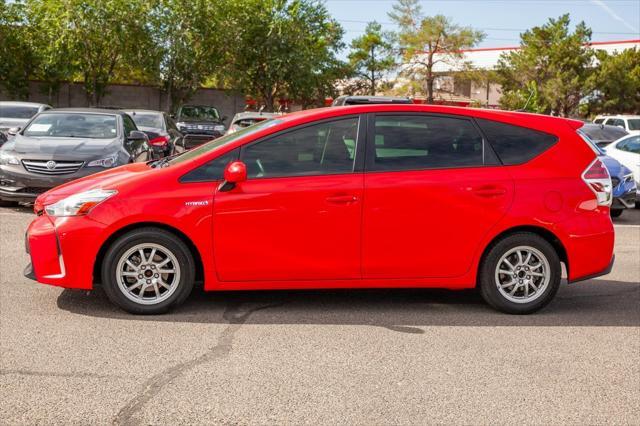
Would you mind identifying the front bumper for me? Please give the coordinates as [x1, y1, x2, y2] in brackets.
[0, 164, 107, 202]
[25, 213, 105, 289]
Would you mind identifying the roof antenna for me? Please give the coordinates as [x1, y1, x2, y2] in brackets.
[516, 89, 534, 112]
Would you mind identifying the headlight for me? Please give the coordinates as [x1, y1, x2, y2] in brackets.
[177, 122, 186, 130]
[45, 189, 117, 217]
[214, 125, 225, 132]
[87, 154, 118, 168]
[0, 151, 19, 165]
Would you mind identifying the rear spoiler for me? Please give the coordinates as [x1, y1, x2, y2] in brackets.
[565, 119, 585, 130]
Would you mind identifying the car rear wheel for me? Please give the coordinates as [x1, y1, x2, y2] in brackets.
[101, 227, 195, 314]
[479, 233, 561, 314]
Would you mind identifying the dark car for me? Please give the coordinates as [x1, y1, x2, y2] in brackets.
[173, 105, 226, 150]
[0, 108, 151, 204]
[125, 109, 184, 157]
[578, 129, 637, 217]
[580, 123, 629, 148]
[331, 96, 413, 106]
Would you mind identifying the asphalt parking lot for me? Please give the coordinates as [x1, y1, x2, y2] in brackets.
[0, 206, 638, 425]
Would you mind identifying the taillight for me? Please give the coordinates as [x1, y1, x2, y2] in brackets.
[149, 135, 170, 146]
[582, 158, 612, 206]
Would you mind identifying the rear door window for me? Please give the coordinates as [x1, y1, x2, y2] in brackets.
[367, 115, 488, 172]
[475, 119, 557, 165]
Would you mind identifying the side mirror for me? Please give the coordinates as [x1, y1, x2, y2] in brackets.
[219, 161, 247, 192]
[128, 130, 147, 141]
[7, 127, 20, 136]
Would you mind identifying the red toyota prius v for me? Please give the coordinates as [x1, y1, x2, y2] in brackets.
[25, 105, 615, 315]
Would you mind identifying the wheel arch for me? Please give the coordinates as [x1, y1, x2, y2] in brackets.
[92, 222, 204, 286]
[477, 225, 569, 286]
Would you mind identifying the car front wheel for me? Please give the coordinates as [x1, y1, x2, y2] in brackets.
[479, 233, 561, 314]
[101, 227, 195, 314]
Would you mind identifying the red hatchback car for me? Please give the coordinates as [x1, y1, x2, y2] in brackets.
[25, 105, 615, 314]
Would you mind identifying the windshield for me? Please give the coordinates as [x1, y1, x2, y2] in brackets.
[169, 119, 281, 165]
[23, 113, 118, 139]
[581, 125, 627, 142]
[178, 106, 220, 121]
[0, 105, 39, 119]
[130, 113, 163, 129]
[628, 119, 640, 131]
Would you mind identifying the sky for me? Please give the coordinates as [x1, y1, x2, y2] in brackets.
[325, 0, 640, 55]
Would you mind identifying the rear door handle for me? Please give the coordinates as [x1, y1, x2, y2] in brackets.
[471, 186, 507, 198]
[326, 195, 358, 204]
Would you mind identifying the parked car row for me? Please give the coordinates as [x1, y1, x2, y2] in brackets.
[0, 102, 229, 204]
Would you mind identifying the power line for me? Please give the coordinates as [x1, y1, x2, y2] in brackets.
[335, 19, 639, 35]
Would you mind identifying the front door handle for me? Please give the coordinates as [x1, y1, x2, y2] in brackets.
[326, 194, 358, 204]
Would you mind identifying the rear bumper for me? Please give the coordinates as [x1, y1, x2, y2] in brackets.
[569, 254, 615, 283]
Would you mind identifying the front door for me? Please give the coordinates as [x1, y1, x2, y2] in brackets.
[362, 113, 513, 279]
[213, 116, 364, 282]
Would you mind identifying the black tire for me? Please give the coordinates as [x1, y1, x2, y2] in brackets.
[478, 233, 561, 314]
[610, 209, 623, 218]
[101, 227, 195, 314]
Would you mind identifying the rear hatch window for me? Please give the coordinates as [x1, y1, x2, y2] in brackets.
[476, 118, 558, 165]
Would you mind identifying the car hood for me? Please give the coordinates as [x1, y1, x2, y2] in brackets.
[10, 134, 120, 159]
[34, 162, 150, 208]
[600, 154, 631, 178]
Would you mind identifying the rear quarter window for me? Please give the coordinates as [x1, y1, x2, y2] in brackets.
[475, 119, 558, 165]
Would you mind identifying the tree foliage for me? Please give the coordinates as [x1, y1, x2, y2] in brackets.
[587, 48, 640, 115]
[389, 0, 484, 103]
[496, 14, 593, 116]
[0, 1, 36, 99]
[221, 0, 345, 110]
[346, 21, 396, 95]
[148, 0, 225, 112]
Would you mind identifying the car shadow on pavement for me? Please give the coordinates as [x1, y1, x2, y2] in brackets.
[56, 278, 639, 329]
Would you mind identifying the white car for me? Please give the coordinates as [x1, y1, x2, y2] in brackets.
[605, 134, 640, 201]
[0, 101, 51, 133]
[593, 115, 640, 133]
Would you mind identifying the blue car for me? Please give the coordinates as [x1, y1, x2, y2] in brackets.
[579, 129, 637, 217]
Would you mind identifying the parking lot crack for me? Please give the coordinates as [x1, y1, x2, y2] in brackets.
[112, 301, 281, 426]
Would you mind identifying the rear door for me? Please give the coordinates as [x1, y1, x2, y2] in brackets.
[362, 113, 513, 279]
[213, 116, 365, 282]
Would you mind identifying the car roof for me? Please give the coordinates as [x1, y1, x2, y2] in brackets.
[278, 104, 584, 130]
[180, 104, 219, 109]
[43, 107, 125, 116]
[0, 101, 50, 108]
[125, 109, 164, 115]
[232, 112, 280, 120]
[596, 114, 640, 119]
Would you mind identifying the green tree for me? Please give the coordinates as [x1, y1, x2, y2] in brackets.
[496, 14, 594, 116]
[0, 1, 36, 99]
[346, 21, 396, 95]
[223, 0, 345, 111]
[148, 0, 226, 112]
[30, 0, 155, 106]
[23, 0, 74, 103]
[587, 48, 640, 115]
[389, 0, 484, 103]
